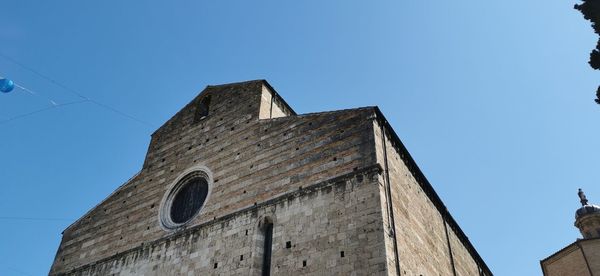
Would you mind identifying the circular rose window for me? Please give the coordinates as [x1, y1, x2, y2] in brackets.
[160, 168, 212, 230]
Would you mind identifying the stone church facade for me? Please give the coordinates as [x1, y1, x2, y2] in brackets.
[49, 80, 492, 275]
[541, 189, 600, 275]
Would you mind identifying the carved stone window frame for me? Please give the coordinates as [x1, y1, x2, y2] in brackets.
[159, 165, 213, 231]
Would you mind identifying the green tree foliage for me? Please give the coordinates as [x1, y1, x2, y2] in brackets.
[574, 0, 600, 103]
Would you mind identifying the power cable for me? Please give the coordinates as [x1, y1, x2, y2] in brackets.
[0, 99, 90, 125]
[13, 83, 57, 106]
[0, 52, 154, 128]
[0, 263, 35, 276]
[0, 74, 82, 124]
[0, 216, 73, 222]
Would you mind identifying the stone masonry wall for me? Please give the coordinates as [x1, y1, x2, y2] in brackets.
[447, 225, 480, 275]
[542, 244, 591, 276]
[581, 238, 600, 274]
[373, 118, 487, 276]
[259, 85, 288, 119]
[50, 81, 377, 274]
[52, 167, 387, 276]
[373, 123, 454, 276]
[50, 80, 492, 275]
[542, 238, 600, 276]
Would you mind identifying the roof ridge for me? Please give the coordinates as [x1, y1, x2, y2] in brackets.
[259, 106, 377, 123]
[297, 106, 376, 117]
[205, 79, 266, 88]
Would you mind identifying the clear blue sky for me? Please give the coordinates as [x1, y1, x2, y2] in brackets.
[0, 1, 597, 275]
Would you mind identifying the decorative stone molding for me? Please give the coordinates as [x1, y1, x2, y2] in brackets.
[159, 165, 213, 231]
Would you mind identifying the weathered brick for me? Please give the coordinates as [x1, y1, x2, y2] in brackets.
[49, 80, 490, 276]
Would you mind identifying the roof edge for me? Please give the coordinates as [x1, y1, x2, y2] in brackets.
[541, 237, 600, 263]
[373, 106, 493, 276]
[151, 79, 296, 136]
[205, 79, 297, 116]
[62, 172, 141, 233]
[257, 106, 376, 123]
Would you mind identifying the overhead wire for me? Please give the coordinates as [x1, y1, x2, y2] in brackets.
[0, 263, 35, 276]
[0, 51, 154, 128]
[14, 83, 58, 106]
[0, 54, 152, 267]
[0, 99, 89, 125]
[1, 72, 60, 105]
[0, 216, 73, 222]
[0, 51, 89, 100]
[0, 74, 89, 124]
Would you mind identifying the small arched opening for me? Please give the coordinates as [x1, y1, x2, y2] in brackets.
[195, 95, 211, 121]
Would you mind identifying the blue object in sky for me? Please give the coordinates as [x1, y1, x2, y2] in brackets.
[0, 78, 15, 93]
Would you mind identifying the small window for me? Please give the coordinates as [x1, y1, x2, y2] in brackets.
[195, 96, 211, 121]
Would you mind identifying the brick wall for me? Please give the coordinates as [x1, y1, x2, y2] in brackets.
[50, 80, 491, 275]
[51, 168, 386, 276]
[542, 238, 600, 276]
[50, 81, 378, 274]
[373, 115, 489, 276]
